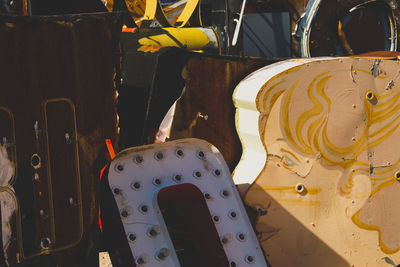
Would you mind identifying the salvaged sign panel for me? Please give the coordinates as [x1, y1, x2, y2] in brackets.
[170, 55, 276, 172]
[102, 138, 267, 267]
[0, 13, 119, 267]
[234, 57, 400, 266]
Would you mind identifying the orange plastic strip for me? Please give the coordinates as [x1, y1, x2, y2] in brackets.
[105, 139, 116, 160]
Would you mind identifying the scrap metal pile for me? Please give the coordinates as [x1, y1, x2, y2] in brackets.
[1, 0, 400, 266]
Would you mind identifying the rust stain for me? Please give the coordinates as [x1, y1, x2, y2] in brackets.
[259, 185, 322, 195]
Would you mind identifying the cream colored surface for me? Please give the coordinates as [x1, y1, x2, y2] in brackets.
[99, 252, 113, 267]
[235, 57, 400, 266]
[232, 58, 325, 185]
[0, 145, 13, 186]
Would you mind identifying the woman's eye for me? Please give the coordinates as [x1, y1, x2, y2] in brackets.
[282, 156, 294, 167]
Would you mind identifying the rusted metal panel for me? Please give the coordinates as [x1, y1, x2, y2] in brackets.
[0, 13, 119, 266]
[170, 55, 277, 171]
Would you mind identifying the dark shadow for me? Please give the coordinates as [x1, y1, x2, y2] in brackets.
[245, 183, 350, 267]
[158, 184, 229, 267]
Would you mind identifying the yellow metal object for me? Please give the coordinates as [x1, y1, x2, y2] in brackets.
[125, 0, 146, 18]
[105, 0, 146, 19]
[143, 0, 158, 21]
[106, 0, 201, 28]
[175, 0, 201, 27]
[137, 27, 218, 51]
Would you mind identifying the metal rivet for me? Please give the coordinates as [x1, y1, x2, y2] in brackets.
[39, 209, 45, 217]
[149, 229, 157, 236]
[148, 226, 160, 238]
[221, 190, 230, 198]
[156, 248, 170, 261]
[121, 209, 129, 218]
[193, 171, 202, 179]
[31, 154, 41, 169]
[131, 182, 141, 190]
[174, 174, 182, 182]
[115, 164, 124, 172]
[245, 255, 255, 264]
[204, 193, 211, 200]
[136, 255, 148, 265]
[64, 133, 72, 144]
[113, 188, 121, 195]
[366, 91, 374, 100]
[140, 205, 148, 213]
[68, 197, 75, 206]
[153, 178, 162, 186]
[175, 149, 184, 157]
[196, 151, 205, 159]
[34, 172, 40, 181]
[237, 233, 246, 242]
[296, 183, 305, 193]
[128, 233, 136, 242]
[395, 171, 400, 181]
[155, 152, 164, 160]
[213, 215, 220, 222]
[135, 155, 143, 164]
[40, 238, 51, 249]
[229, 211, 237, 219]
[213, 169, 221, 176]
[221, 234, 232, 244]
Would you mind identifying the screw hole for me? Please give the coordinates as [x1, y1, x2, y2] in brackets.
[140, 205, 148, 213]
[121, 209, 128, 218]
[395, 171, 400, 181]
[204, 193, 211, 199]
[296, 183, 305, 193]
[156, 248, 170, 261]
[174, 174, 182, 182]
[40, 238, 51, 249]
[136, 256, 146, 265]
[213, 215, 220, 222]
[113, 188, 121, 195]
[197, 151, 205, 159]
[128, 233, 136, 241]
[132, 182, 141, 190]
[213, 169, 221, 176]
[246, 255, 254, 263]
[229, 211, 237, 219]
[31, 154, 41, 169]
[116, 164, 124, 172]
[230, 262, 236, 267]
[153, 178, 162, 186]
[155, 152, 164, 160]
[237, 233, 246, 241]
[221, 190, 230, 198]
[176, 149, 184, 157]
[149, 229, 157, 236]
[135, 155, 143, 164]
[193, 171, 202, 179]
